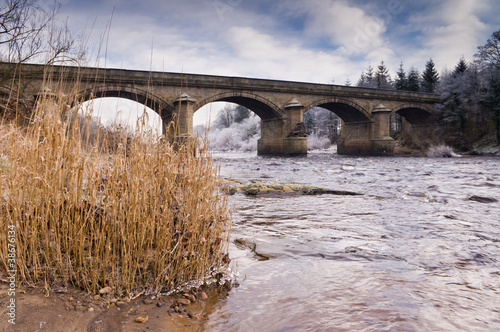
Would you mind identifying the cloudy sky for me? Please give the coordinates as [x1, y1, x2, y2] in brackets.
[55, 0, 500, 83]
[52, 0, 500, 126]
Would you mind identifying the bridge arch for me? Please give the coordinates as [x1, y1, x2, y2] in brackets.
[74, 86, 174, 117]
[304, 97, 372, 123]
[393, 103, 435, 125]
[197, 91, 283, 121]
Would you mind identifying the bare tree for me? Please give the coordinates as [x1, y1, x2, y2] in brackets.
[475, 29, 500, 145]
[0, 0, 84, 64]
[475, 30, 500, 70]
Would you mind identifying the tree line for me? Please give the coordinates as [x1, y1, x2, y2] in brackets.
[354, 29, 500, 151]
[356, 59, 439, 93]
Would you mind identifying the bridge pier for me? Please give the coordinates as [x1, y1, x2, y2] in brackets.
[257, 99, 308, 156]
[338, 104, 395, 156]
[258, 118, 285, 155]
[173, 93, 195, 135]
[371, 104, 395, 155]
[164, 93, 196, 139]
[282, 99, 307, 156]
[337, 121, 373, 155]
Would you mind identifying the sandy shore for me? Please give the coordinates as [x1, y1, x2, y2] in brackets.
[0, 275, 228, 331]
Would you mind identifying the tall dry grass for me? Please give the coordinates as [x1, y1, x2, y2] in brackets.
[0, 76, 231, 298]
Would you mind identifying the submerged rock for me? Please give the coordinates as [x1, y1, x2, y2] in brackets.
[302, 188, 361, 196]
[468, 195, 498, 203]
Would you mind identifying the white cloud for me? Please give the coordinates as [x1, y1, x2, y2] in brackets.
[224, 26, 360, 83]
[303, 0, 388, 55]
[407, 0, 490, 70]
[60, 0, 498, 89]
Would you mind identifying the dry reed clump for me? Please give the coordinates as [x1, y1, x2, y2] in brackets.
[0, 92, 232, 298]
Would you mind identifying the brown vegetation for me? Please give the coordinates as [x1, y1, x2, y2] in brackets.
[0, 76, 232, 299]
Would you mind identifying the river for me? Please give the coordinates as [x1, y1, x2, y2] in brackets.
[203, 150, 500, 331]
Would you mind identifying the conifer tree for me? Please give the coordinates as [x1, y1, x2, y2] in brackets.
[365, 64, 375, 87]
[453, 57, 468, 77]
[356, 71, 367, 87]
[421, 58, 439, 93]
[394, 62, 407, 90]
[376, 61, 392, 89]
[407, 67, 420, 92]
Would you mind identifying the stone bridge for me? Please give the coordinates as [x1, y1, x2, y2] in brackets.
[1, 62, 441, 155]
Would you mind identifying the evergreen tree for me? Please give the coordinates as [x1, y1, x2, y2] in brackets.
[407, 67, 420, 92]
[345, 78, 352, 86]
[356, 71, 367, 87]
[453, 57, 468, 77]
[376, 60, 392, 89]
[394, 62, 407, 91]
[421, 58, 439, 93]
[365, 64, 375, 87]
[357, 64, 377, 88]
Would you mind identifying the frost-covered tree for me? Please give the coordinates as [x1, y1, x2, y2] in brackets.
[475, 29, 500, 70]
[474, 29, 500, 144]
[208, 104, 261, 151]
[421, 58, 439, 93]
[304, 107, 341, 144]
[213, 104, 254, 129]
[213, 104, 234, 129]
[437, 60, 486, 150]
[483, 76, 500, 145]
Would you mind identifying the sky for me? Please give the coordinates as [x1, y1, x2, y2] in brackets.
[51, 0, 500, 126]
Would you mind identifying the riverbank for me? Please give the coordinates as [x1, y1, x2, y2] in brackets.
[0, 268, 231, 331]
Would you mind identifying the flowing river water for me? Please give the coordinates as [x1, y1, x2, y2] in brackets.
[202, 150, 500, 331]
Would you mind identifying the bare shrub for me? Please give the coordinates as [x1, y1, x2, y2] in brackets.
[307, 133, 331, 150]
[426, 144, 461, 157]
